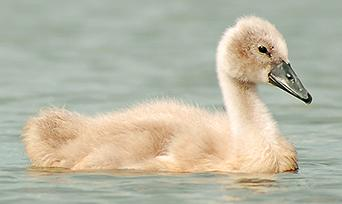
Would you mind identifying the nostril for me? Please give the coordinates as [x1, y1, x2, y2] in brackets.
[286, 73, 294, 81]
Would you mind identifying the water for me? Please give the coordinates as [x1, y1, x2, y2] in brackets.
[0, 0, 341, 203]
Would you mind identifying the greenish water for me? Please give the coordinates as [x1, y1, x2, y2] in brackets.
[0, 0, 341, 203]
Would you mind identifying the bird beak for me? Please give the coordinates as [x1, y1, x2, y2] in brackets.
[268, 61, 312, 104]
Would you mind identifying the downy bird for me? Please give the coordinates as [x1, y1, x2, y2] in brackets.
[23, 16, 312, 173]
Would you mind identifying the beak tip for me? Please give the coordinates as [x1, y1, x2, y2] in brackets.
[303, 93, 312, 104]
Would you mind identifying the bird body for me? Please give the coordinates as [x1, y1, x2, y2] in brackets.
[23, 16, 311, 173]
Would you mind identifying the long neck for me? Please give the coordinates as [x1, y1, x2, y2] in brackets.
[218, 71, 279, 140]
[214, 32, 297, 172]
[215, 32, 279, 140]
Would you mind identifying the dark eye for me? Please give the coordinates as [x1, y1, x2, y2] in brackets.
[258, 46, 268, 54]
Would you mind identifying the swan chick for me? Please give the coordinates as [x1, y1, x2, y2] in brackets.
[22, 16, 312, 173]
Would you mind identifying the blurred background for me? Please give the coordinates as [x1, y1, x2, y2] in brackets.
[0, 0, 341, 203]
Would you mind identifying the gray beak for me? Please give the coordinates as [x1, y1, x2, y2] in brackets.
[268, 61, 312, 104]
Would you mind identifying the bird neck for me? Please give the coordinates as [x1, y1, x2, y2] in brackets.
[218, 72, 279, 140]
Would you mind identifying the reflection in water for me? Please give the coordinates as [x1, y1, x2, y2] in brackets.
[21, 166, 331, 203]
[27, 167, 70, 176]
[222, 173, 278, 193]
[218, 173, 278, 202]
[27, 166, 280, 202]
[233, 176, 277, 191]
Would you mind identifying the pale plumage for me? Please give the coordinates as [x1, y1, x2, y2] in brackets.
[22, 16, 312, 173]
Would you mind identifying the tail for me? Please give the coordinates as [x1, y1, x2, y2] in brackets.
[22, 108, 86, 168]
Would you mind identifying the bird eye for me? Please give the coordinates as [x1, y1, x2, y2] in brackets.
[258, 46, 268, 54]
